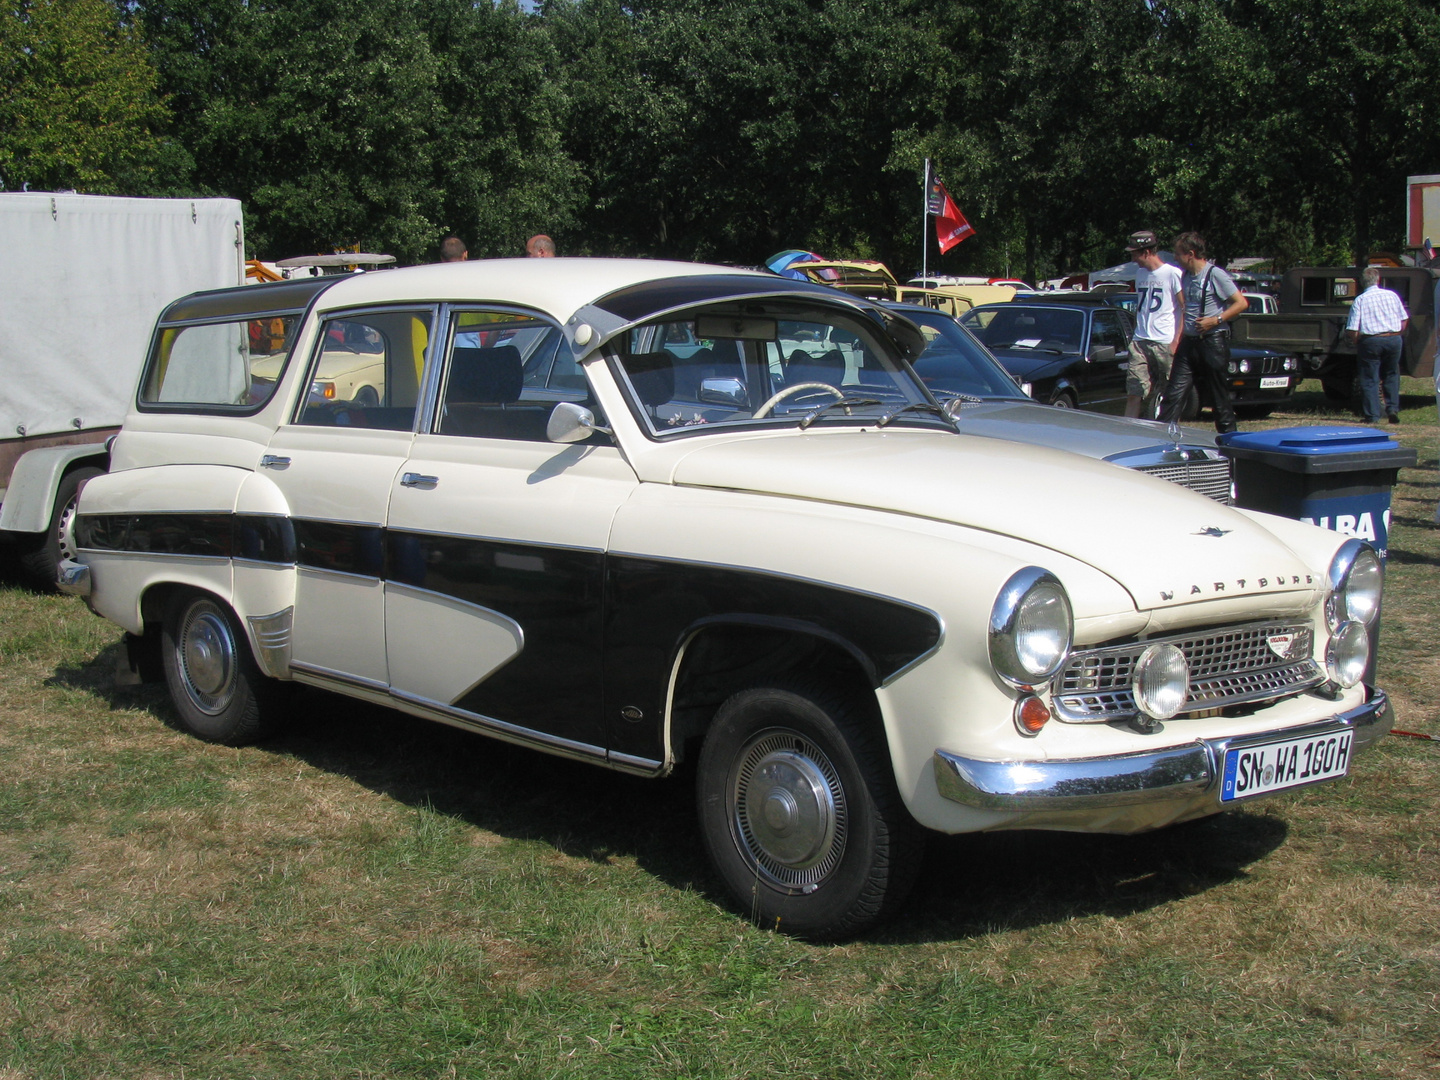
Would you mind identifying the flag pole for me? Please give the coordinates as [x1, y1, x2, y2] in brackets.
[921, 158, 930, 285]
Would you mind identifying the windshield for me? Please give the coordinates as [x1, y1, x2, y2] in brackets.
[888, 304, 1030, 401]
[961, 306, 1085, 353]
[612, 300, 946, 435]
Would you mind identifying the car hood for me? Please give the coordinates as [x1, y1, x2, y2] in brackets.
[665, 430, 1315, 611]
[950, 401, 1216, 461]
[985, 349, 1080, 379]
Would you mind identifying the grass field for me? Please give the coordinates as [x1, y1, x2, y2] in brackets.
[2, 379, 1437, 1079]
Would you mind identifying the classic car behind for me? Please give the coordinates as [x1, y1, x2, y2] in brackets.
[61, 259, 1391, 940]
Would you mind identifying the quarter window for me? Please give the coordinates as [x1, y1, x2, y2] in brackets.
[141, 316, 299, 409]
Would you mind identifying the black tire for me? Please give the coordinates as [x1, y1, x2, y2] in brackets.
[1049, 391, 1075, 409]
[18, 465, 103, 592]
[696, 680, 924, 941]
[161, 592, 282, 745]
[353, 385, 380, 408]
[1322, 373, 1356, 404]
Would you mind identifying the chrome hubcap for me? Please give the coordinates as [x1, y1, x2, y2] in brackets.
[731, 730, 847, 890]
[180, 606, 236, 714]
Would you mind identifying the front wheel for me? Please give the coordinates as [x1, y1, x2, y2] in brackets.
[696, 681, 923, 941]
[161, 592, 283, 745]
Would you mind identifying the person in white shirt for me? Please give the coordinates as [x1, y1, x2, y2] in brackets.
[1124, 229, 1183, 419]
[1345, 267, 1408, 425]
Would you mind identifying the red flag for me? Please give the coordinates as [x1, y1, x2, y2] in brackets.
[931, 178, 975, 253]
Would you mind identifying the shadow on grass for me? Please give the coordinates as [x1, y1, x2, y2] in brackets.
[61, 664, 1287, 944]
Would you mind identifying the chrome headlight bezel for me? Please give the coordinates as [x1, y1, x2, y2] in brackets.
[990, 568, 1073, 689]
[1326, 539, 1383, 631]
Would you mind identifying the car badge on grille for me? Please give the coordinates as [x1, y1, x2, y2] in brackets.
[1194, 526, 1232, 537]
[1266, 633, 1296, 658]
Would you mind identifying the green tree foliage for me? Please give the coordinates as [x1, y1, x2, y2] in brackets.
[0, 0, 173, 193]
[134, 0, 578, 261]
[19, 0, 1440, 275]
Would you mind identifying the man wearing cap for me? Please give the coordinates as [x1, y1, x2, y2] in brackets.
[1345, 266, 1408, 425]
[1160, 232, 1247, 434]
[1125, 229, 1183, 419]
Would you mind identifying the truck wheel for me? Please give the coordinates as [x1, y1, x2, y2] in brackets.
[1322, 373, 1356, 403]
[161, 592, 282, 745]
[696, 681, 923, 941]
[18, 465, 103, 592]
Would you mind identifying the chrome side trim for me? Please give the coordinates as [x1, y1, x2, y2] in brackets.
[388, 687, 611, 765]
[246, 606, 294, 678]
[934, 686, 1390, 811]
[56, 559, 91, 598]
[289, 660, 389, 694]
[606, 750, 666, 775]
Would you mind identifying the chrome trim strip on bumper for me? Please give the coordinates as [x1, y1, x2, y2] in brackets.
[56, 558, 91, 598]
[934, 687, 1390, 811]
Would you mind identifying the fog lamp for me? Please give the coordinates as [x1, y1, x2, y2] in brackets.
[1326, 620, 1369, 688]
[1132, 643, 1189, 720]
[1014, 694, 1050, 737]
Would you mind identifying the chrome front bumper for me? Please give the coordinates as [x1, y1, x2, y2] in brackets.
[934, 687, 1390, 812]
[56, 558, 91, 598]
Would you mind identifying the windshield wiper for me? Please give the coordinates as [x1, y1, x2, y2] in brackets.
[797, 396, 882, 430]
[876, 401, 959, 431]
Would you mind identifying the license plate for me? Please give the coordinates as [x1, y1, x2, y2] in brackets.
[1259, 376, 1289, 389]
[1220, 729, 1353, 802]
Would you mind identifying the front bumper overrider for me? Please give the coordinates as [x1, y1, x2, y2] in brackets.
[933, 686, 1390, 813]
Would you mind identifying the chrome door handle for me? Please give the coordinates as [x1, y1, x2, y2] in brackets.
[401, 472, 439, 489]
[260, 455, 291, 469]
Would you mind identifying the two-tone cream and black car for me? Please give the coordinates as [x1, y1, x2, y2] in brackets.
[60, 259, 1390, 940]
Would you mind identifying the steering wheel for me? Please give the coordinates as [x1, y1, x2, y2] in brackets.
[753, 382, 845, 418]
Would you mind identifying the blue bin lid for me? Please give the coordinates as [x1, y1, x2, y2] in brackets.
[1217, 425, 1401, 454]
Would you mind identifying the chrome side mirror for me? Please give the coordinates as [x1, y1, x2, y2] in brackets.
[547, 401, 612, 444]
[698, 377, 749, 409]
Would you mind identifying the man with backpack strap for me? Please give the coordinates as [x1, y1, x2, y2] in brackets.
[1159, 231, 1248, 433]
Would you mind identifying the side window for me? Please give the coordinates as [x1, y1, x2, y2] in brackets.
[1090, 310, 1129, 353]
[297, 310, 432, 431]
[141, 316, 299, 409]
[438, 310, 599, 441]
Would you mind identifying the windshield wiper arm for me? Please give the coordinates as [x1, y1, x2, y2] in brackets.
[876, 401, 958, 430]
[797, 396, 882, 430]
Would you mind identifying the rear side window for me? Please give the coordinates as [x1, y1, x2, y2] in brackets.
[296, 310, 433, 431]
[141, 316, 299, 409]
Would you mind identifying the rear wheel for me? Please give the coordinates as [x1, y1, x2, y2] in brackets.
[161, 592, 283, 745]
[18, 465, 103, 591]
[696, 680, 923, 941]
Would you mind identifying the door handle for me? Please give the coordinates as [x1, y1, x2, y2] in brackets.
[260, 455, 290, 469]
[401, 472, 439, 489]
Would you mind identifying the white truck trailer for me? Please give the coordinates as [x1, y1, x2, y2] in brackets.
[0, 193, 245, 588]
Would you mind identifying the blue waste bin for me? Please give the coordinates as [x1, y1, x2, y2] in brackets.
[1216, 426, 1417, 559]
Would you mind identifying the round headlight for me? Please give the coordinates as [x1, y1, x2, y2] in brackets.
[1327, 541, 1382, 630]
[1326, 620, 1370, 688]
[990, 568, 1073, 687]
[1132, 643, 1189, 720]
[1238, 359, 1251, 374]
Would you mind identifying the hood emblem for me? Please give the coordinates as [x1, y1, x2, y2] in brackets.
[1195, 526, 1232, 537]
[1266, 633, 1296, 659]
[1166, 419, 1183, 447]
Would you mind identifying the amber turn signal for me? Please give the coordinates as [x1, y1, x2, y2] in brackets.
[1014, 694, 1050, 737]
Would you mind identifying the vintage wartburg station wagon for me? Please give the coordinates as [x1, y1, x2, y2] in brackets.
[60, 258, 1390, 940]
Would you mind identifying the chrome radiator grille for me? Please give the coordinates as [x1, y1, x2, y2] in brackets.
[1133, 457, 1232, 503]
[1053, 621, 1322, 723]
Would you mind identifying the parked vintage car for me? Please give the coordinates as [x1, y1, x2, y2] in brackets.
[60, 260, 1390, 940]
[959, 298, 1134, 410]
[882, 301, 1233, 502]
